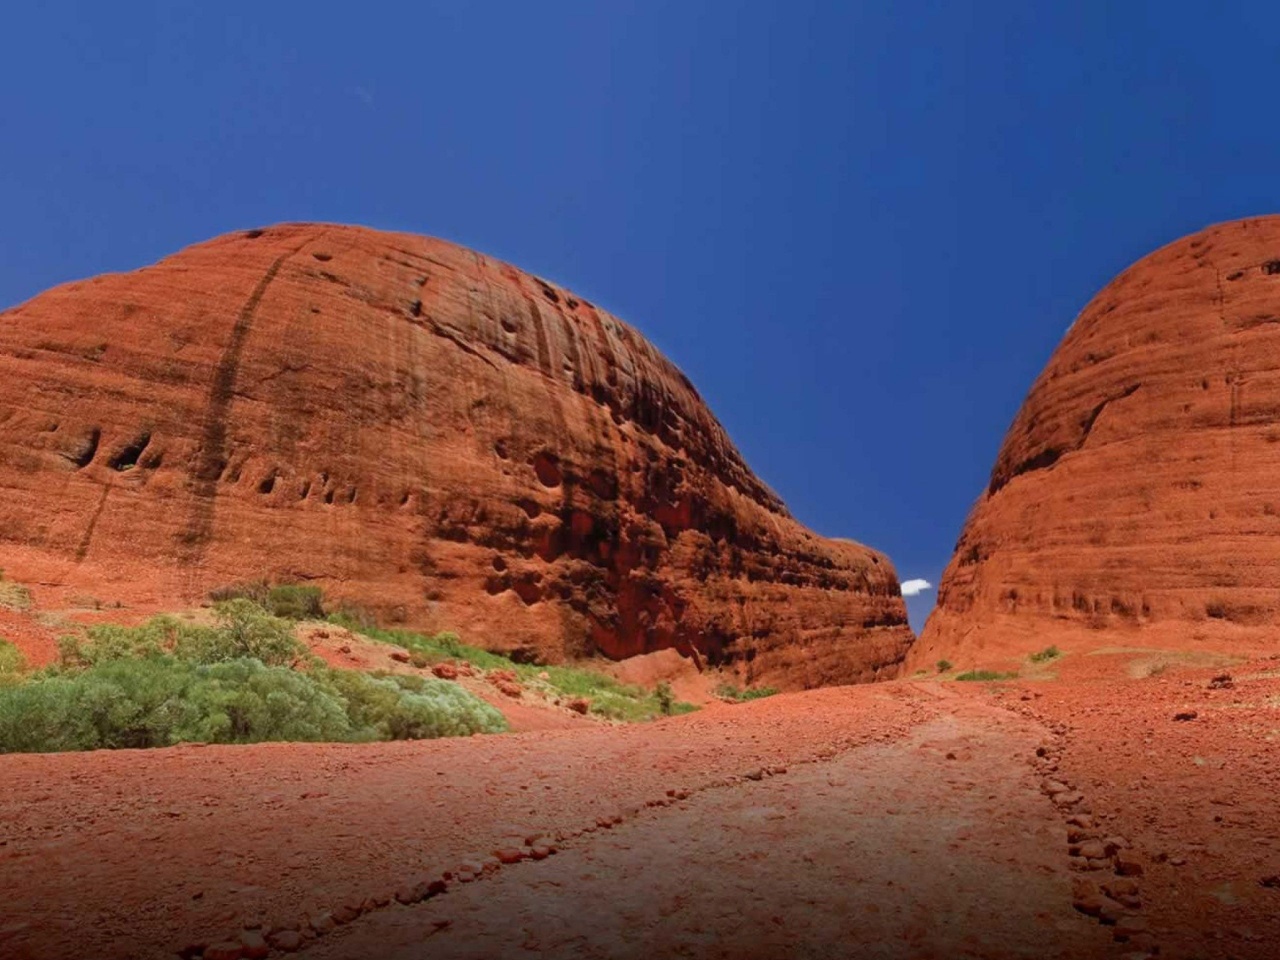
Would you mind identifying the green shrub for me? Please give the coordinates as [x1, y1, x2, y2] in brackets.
[716, 683, 780, 702]
[209, 579, 271, 606]
[0, 639, 26, 683]
[656, 681, 674, 716]
[1029, 645, 1061, 664]
[174, 659, 355, 744]
[177, 600, 306, 666]
[265, 584, 325, 620]
[210, 581, 325, 620]
[62, 602, 306, 669]
[936, 659, 953, 673]
[0, 654, 507, 754]
[954, 669, 1018, 682]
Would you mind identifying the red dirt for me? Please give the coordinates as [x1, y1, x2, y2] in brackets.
[3, 654, 1276, 959]
[916, 216, 1280, 670]
[0, 223, 911, 688]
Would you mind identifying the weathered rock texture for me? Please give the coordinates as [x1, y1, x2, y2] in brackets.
[914, 216, 1280, 669]
[0, 223, 912, 686]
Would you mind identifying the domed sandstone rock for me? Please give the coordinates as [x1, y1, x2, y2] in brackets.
[0, 223, 912, 687]
[915, 217, 1280, 669]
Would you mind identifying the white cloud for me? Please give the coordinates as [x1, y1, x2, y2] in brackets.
[900, 578, 933, 597]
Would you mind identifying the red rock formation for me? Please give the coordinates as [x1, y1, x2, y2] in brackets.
[0, 223, 912, 687]
[913, 216, 1280, 670]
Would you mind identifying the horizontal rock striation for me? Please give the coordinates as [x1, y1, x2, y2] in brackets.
[914, 216, 1280, 668]
[0, 223, 912, 687]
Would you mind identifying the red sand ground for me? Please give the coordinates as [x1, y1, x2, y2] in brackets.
[2, 640, 1278, 960]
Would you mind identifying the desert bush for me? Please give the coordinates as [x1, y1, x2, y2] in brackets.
[936, 659, 953, 673]
[0, 654, 507, 754]
[176, 600, 306, 666]
[265, 584, 325, 620]
[954, 669, 1018, 682]
[716, 683, 780, 702]
[210, 581, 325, 620]
[1029, 645, 1061, 664]
[209, 579, 271, 606]
[62, 602, 306, 669]
[0, 639, 26, 682]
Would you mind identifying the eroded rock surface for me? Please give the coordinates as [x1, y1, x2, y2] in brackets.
[915, 216, 1280, 668]
[0, 223, 911, 686]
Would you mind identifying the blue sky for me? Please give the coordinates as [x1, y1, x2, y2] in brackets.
[3, 3, 1279, 630]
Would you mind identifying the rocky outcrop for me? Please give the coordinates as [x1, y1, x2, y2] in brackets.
[913, 216, 1280, 669]
[0, 223, 912, 687]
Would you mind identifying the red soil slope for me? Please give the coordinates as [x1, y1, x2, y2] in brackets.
[915, 216, 1280, 670]
[0, 224, 911, 687]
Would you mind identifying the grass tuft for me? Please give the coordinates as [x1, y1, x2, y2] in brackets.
[954, 669, 1018, 682]
[716, 683, 780, 702]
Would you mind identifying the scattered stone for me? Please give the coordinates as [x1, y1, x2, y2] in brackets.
[529, 843, 553, 860]
[1103, 878, 1140, 900]
[1053, 791, 1085, 808]
[389, 650, 411, 663]
[495, 847, 526, 864]
[203, 943, 246, 960]
[268, 930, 303, 952]
[1115, 855, 1145, 877]
[1173, 710, 1198, 722]
[1077, 840, 1108, 861]
[495, 679, 523, 699]
[1208, 673, 1234, 690]
[310, 911, 336, 935]
[432, 662, 459, 680]
[1112, 914, 1149, 941]
[1042, 779, 1071, 796]
[331, 902, 362, 924]
[239, 929, 270, 960]
[1101, 836, 1128, 855]
[1260, 874, 1280, 888]
[745, 768, 766, 781]
[566, 698, 590, 715]
[1067, 814, 1095, 829]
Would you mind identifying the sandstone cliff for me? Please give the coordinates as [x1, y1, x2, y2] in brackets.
[914, 216, 1280, 669]
[0, 223, 912, 687]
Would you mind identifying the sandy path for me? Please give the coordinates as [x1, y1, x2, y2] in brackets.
[0, 684, 934, 959]
[307, 691, 1111, 960]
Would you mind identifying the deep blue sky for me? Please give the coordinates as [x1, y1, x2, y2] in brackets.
[3, 3, 1279, 630]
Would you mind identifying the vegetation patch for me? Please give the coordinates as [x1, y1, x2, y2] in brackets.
[0, 573, 33, 612]
[0, 601, 506, 754]
[1029, 645, 1061, 664]
[716, 683, 780, 702]
[209, 581, 326, 620]
[954, 669, 1019, 682]
[936, 659, 953, 673]
[0, 638, 25, 682]
[332, 615, 698, 722]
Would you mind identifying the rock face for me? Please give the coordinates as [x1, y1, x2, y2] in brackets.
[914, 216, 1280, 669]
[0, 223, 912, 687]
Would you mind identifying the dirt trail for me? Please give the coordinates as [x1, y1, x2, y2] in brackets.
[0, 683, 1122, 960]
[309, 690, 1111, 960]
